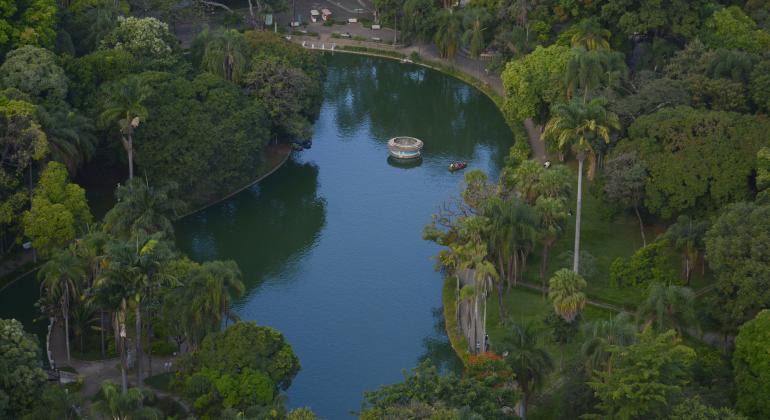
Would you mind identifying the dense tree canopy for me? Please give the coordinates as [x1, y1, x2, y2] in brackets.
[621, 107, 770, 218]
[0, 45, 67, 101]
[0, 0, 58, 56]
[733, 310, 770, 418]
[0, 318, 47, 418]
[177, 321, 300, 417]
[705, 202, 770, 332]
[502, 45, 572, 123]
[129, 71, 269, 204]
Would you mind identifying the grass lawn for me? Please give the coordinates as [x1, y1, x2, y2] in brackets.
[521, 169, 716, 309]
[486, 287, 613, 371]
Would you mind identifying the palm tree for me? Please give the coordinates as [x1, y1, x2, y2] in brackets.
[70, 297, 97, 352]
[103, 178, 185, 239]
[434, 10, 463, 59]
[570, 17, 610, 51]
[548, 268, 587, 322]
[202, 260, 245, 327]
[462, 9, 489, 58]
[565, 48, 627, 103]
[637, 283, 697, 335]
[39, 106, 97, 174]
[39, 249, 85, 365]
[581, 312, 637, 374]
[535, 196, 568, 289]
[91, 382, 162, 420]
[660, 215, 707, 284]
[98, 76, 149, 180]
[543, 98, 619, 273]
[497, 322, 554, 420]
[202, 29, 248, 83]
[99, 236, 175, 391]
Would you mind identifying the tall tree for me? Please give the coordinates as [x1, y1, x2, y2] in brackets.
[603, 152, 648, 246]
[548, 268, 587, 323]
[496, 322, 553, 420]
[543, 98, 620, 273]
[704, 201, 770, 335]
[38, 249, 85, 364]
[0, 319, 48, 418]
[570, 17, 610, 51]
[98, 75, 149, 180]
[565, 48, 627, 103]
[581, 312, 637, 374]
[637, 283, 697, 335]
[103, 178, 184, 239]
[588, 329, 695, 419]
[99, 235, 175, 391]
[660, 215, 707, 284]
[733, 310, 770, 418]
[202, 29, 248, 83]
[90, 382, 162, 419]
[535, 195, 567, 287]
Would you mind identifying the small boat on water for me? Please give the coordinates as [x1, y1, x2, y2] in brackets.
[449, 161, 467, 172]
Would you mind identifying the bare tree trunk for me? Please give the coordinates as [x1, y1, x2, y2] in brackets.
[634, 205, 646, 247]
[573, 157, 584, 274]
[100, 309, 105, 357]
[135, 303, 143, 391]
[118, 302, 128, 394]
[63, 288, 71, 364]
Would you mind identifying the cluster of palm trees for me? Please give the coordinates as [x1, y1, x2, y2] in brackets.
[37, 178, 244, 394]
[424, 159, 572, 354]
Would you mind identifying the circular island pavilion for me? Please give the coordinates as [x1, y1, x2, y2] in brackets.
[387, 136, 423, 159]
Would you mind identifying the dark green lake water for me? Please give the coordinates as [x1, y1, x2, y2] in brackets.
[1, 53, 513, 418]
[175, 54, 513, 417]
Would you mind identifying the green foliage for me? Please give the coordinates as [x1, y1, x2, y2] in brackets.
[623, 106, 770, 217]
[0, 0, 58, 56]
[705, 201, 770, 332]
[190, 321, 300, 390]
[186, 368, 274, 414]
[0, 318, 47, 418]
[668, 397, 746, 420]
[502, 45, 572, 122]
[610, 76, 690, 127]
[637, 283, 697, 334]
[733, 310, 770, 418]
[22, 385, 83, 420]
[178, 322, 298, 416]
[0, 46, 68, 101]
[587, 328, 696, 419]
[61, 48, 135, 110]
[34, 161, 91, 227]
[702, 6, 770, 54]
[609, 240, 678, 288]
[102, 177, 184, 239]
[91, 382, 162, 420]
[750, 60, 770, 113]
[548, 268, 587, 322]
[128, 71, 269, 205]
[361, 360, 516, 419]
[244, 55, 319, 141]
[99, 16, 179, 69]
[599, 0, 705, 39]
[23, 161, 91, 256]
